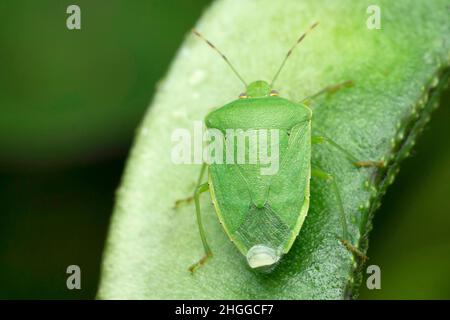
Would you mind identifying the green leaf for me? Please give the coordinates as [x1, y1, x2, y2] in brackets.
[98, 0, 449, 299]
[359, 90, 450, 299]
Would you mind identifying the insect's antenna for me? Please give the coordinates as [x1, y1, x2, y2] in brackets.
[270, 22, 319, 87]
[193, 29, 247, 87]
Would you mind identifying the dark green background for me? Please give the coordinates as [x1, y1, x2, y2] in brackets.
[0, 1, 448, 299]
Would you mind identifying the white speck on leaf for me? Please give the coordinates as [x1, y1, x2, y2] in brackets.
[189, 69, 206, 86]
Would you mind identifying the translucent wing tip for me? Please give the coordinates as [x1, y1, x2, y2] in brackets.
[246, 245, 280, 268]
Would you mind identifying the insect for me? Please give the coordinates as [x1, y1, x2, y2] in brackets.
[179, 22, 384, 273]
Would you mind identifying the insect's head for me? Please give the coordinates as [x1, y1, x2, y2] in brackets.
[241, 80, 279, 99]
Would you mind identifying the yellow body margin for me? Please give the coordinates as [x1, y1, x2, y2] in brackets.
[282, 168, 311, 254]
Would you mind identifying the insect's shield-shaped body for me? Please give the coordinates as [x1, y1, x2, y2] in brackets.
[205, 80, 312, 269]
[186, 24, 332, 272]
[189, 23, 375, 273]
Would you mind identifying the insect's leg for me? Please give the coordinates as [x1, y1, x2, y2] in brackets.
[311, 167, 368, 262]
[189, 182, 213, 273]
[173, 163, 208, 209]
[300, 80, 354, 104]
[312, 135, 385, 168]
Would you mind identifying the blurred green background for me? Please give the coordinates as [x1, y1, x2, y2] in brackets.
[0, 1, 448, 299]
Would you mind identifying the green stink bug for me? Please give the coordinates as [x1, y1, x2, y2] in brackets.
[181, 22, 384, 273]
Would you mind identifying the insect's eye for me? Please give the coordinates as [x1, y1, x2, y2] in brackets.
[239, 92, 248, 99]
[270, 90, 279, 96]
